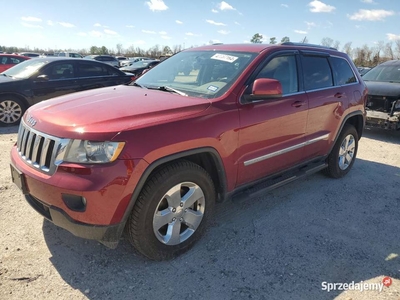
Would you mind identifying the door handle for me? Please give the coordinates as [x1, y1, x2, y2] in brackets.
[291, 101, 306, 108]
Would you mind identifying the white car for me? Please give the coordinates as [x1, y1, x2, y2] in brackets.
[57, 52, 83, 58]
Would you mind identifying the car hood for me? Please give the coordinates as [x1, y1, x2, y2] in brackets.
[25, 85, 211, 140]
[0, 75, 21, 83]
[364, 81, 400, 97]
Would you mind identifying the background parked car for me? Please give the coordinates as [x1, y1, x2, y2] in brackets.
[116, 56, 128, 62]
[119, 60, 160, 79]
[57, 52, 83, 58]
[357, 66, 372, 76]
[18, 52, 40, 58]
[0, 57, 134, 126]
[84, 55, 120, 68]
[40, 52, 56, 57]
[362, 60, 400, 130]
[120, 57, 152, 68]
[0, 54, 30, 72]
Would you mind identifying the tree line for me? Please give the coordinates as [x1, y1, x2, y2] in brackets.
[2, 34, 400, 67]
[250, 33, 400, 67]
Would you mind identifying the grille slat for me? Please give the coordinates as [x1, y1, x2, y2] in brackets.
[39, 138, 50, 168]
[25, 133, 35, 163]
[16, 120, 64, 174]
[21, 129, 30, 157]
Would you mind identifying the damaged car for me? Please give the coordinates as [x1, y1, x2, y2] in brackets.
[362, 60, 400, 130]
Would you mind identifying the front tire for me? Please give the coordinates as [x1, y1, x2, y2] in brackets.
[0, 96, 26, 126]
[127, 160, 216, 260]
[325, 124, 359, 178]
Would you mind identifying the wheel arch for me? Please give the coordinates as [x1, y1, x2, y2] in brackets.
[0, 92, 30, 110]
[328, 110, 364, 156]
[114, 147, 228, 240]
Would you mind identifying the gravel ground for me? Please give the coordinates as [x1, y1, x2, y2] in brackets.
[0, 125, 399, 300]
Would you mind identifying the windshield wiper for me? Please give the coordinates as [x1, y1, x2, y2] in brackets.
[149, 86, 188, 96]
[132, 82, 147, 89]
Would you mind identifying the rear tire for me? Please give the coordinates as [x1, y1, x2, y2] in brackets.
[325, 124, 359, 178]
[127, 160, 216, 260]
[0, 96, 26, 126]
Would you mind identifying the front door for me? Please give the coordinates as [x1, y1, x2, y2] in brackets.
[30, 61, 80, 104]
[236, 53, 308, 186]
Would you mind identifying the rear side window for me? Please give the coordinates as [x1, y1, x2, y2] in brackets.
[302, 56, 333, 91]
[329, 57, 356, 85]
[77, 61, 119, 77]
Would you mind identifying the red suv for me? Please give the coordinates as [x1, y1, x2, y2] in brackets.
[10, 43, 367, 260]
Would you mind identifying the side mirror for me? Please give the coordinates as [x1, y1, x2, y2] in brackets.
[242, 78, 282, 102]
[35, 74, 49, 82]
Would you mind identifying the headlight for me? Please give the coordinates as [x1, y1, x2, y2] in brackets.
[63, 140, 125, 163]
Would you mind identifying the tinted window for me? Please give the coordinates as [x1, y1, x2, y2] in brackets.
[77, 61, 119, 77]
[41, 63, 75, 79]
[102, 57, 116, 62]
[329, 57, 356, 85]
[302, 56, 333, 90]
[58, 53, 66, 57]
[256, 55, 298, 94]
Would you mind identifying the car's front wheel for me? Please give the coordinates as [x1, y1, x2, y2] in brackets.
[0, 96, 26, 126]
[127, 160, 216, 260]
[325, 124, 359, 178]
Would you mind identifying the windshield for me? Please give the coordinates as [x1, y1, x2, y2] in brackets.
[2, 59, 47, 79]
[135, 50, 257, 99]
[362, 64, 400, 82]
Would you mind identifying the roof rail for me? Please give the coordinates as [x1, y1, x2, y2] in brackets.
[281, 42, 337, 50]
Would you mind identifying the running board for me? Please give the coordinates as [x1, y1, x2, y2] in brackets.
[242, 162, 328, 198]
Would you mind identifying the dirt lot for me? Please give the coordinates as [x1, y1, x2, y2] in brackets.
[0, 126, 399, 300]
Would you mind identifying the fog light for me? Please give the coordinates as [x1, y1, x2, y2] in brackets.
[62, 194, 87, 212]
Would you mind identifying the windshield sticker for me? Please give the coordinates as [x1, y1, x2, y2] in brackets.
[207, 85, 219, 92]
[211, 53, 238, 63]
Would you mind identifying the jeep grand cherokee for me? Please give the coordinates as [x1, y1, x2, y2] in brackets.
[10, 43, 367, 260]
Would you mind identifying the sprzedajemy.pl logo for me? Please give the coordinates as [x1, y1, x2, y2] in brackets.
[321, 276, 393, 293]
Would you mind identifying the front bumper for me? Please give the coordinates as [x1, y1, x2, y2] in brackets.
[366, 110, 400, 130]
[25, 193, 123, 248]
[10, 145, 148, 247]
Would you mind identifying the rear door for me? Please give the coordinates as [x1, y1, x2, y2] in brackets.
[76, 61, 130, 91]
[300, 52, 355, 159]
[236, 51, 309, 186]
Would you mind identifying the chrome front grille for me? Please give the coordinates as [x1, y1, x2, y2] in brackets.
[17, 120, 65, 174]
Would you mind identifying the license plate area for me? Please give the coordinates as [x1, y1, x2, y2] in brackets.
[10, 164, 28, 195]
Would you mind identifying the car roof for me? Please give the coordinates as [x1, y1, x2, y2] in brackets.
[184, 43, 340, 54]
[87, 55, 116, 58]
[380, 60, 400, 66]
[26, 57, 89, 62]
[0, 54, 30, 58]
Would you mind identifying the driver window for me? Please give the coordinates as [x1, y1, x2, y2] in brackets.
[256, 55, 298, 95]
